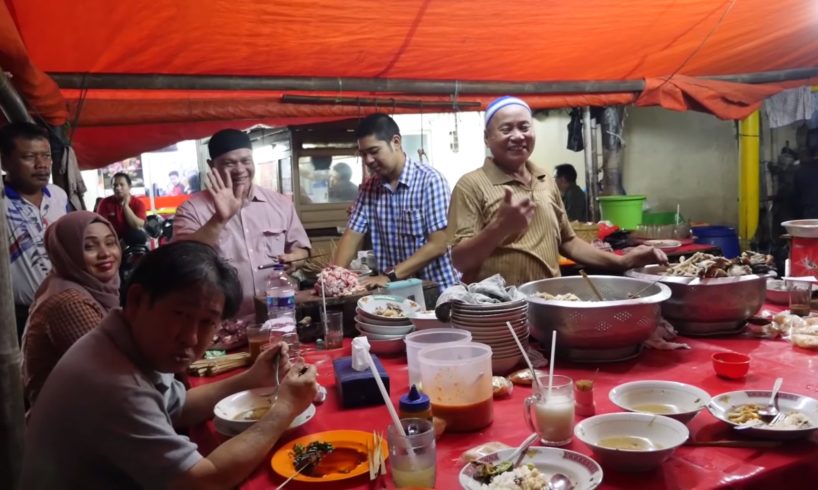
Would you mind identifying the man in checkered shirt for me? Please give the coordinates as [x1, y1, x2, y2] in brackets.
[333, 113, 459, 290]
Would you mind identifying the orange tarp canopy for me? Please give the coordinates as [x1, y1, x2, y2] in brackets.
[2, 0, 818, 168]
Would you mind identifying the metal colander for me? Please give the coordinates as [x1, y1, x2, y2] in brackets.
[519, 276, 671, 362]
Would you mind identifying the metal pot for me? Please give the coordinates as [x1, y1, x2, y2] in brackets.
[626, 266, 768, 336]
[519, 276, 671, 362]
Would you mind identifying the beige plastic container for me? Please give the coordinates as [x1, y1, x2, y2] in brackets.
[404, 328, 471, 389]
[418, 342, 493, 432]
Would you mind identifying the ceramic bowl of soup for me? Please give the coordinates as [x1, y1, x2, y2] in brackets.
[574, 412, 689, 472]
[609, 380, 711, 424]
[214, 388, 316, 434]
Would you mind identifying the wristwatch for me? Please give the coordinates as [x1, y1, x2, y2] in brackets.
[385, 268, 399, 282]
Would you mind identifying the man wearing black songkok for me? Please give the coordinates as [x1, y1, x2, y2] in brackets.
[173, 129, 311, 318]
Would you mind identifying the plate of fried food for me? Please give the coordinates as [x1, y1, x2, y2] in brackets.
[271, 430, 388, 483]
[707, 389, 818, 439]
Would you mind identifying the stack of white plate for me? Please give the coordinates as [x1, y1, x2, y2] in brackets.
[355, 295, 420, 355]
[451, 299, 528, 374]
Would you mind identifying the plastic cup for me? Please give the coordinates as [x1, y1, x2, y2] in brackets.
[404, 328, 472, 389]
[418, 342, 493, 432]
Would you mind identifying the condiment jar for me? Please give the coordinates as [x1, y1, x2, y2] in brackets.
[575, 379, 596, 416]
[399, 385, 432, 421]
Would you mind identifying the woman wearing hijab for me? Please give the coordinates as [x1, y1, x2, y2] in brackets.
[22, 211, 122, 406]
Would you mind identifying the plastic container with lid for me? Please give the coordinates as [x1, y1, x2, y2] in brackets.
[404, 328, 472, 389]
[399, 384, 432, 420]
[418, 342, 493, 432]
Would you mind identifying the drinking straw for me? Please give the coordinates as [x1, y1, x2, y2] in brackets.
[548, 330, 557, 396]
[320, 281, 329, 333]
[506, 321, 542, 392]
[361, 344, 417, 462]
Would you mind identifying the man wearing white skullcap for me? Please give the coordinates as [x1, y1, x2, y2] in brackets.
[447, 96, 666, 285]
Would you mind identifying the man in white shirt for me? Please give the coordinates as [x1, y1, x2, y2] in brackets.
[1, 122, 68, 339]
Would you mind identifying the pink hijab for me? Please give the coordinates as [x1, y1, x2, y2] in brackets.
[31, 211, 121, 313]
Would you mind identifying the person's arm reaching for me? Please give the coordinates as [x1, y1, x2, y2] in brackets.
[560, 237, 668, 271]
[168, 365, 318, 490]
[173, 344, 290, 429]
[332, 229, 365, 268]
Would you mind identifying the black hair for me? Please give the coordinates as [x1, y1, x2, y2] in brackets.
[123, 241, 242, 319]
[355, 113, 401, 142]
[332, 162, 353, 181]
[555, 163, 578, 183]
[169, 170, 180, 177]
[112, 172, 132, 186]
[0, 122, 49, 157]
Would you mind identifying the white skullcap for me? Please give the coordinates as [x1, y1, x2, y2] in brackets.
[485, 96, 531, 127]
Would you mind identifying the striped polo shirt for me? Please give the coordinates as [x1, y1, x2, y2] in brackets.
[448, 157, 576, 285]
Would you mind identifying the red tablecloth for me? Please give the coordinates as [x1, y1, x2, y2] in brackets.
[189, 305, 818, 490]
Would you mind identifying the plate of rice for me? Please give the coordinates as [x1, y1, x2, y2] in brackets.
[459, 446, 603, 490]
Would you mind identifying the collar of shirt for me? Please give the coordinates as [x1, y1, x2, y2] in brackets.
[4, 183, 52, 200]
[100, 309, 168, 389]
[481, 157, 547, 186]
[380, 155, 418, 191]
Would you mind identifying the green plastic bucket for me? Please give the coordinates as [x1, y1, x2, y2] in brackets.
[598, 195, 646, 230]
[642, 211, 685, 225]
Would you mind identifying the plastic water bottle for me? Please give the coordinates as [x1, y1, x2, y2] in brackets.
[266, 264, 296, 324]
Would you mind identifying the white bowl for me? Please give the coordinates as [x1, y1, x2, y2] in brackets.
[355, 317, 414, 335]
[355, 326, 407, 341]
[357, 295, 421, 321]
[408, 311, 450, 330]
[609, 381, 710, 424]
[574, 412, 689, 472]
[214, 388, 316, 434]
[491, 354, 522, 374]
[365, 335, 406, 355]
[707, 389, 818, 440]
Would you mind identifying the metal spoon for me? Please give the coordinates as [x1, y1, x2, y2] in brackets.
[549, 473, 574, 490]
[508, 433, 539, 468]
[758, 377, 783, 422]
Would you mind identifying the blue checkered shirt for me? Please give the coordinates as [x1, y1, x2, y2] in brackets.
[348, 158, 459, 289]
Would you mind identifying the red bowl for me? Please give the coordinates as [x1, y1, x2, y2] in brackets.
[711, 352, 750, 379]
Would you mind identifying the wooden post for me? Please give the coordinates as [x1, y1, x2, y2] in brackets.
[0, 67, 29, 490]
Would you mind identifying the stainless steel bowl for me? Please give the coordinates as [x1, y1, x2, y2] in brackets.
[519, 276, 671, 362]
[626, 266, 768, 336]
[781, 219, 818, 238]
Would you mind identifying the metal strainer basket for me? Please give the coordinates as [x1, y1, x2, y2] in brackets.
[519, 276, 671, 362]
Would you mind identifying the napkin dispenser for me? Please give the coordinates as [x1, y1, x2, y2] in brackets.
[333, 355, 390, 408]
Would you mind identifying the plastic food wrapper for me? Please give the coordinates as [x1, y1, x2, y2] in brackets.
[508, 368, 548, 386]
[492, 376, 513, 398]
[761, 312, 818, 348]
[461, 441, 513, 464]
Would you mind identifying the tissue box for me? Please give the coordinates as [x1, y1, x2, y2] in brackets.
[333, 355, 390, 409]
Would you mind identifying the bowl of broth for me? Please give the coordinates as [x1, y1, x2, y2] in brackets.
[574, 412, 689, 472]
[609, 380, 711, 424]
[214, 388, 316, 434]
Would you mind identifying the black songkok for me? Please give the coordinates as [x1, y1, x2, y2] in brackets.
[208, 129, 252, 159]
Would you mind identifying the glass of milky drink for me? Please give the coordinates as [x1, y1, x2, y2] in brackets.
[524, 375, 575, 446]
